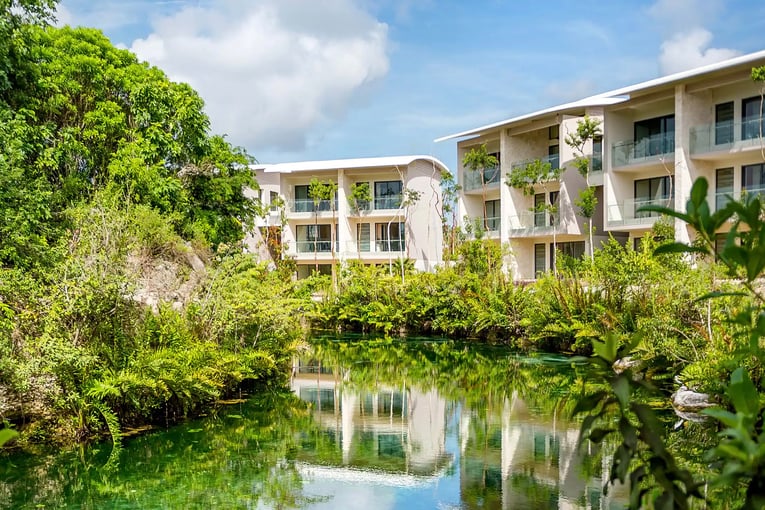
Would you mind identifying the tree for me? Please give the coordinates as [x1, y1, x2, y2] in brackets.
[506, 158, 562, 275]
[348, 182, 372, 260]
[752, 66, 765, 160]
[437, 170, 462, 260]
[565, 116, 602, 260]
[462, 144, 499, 231]
[307, 178, 338, 289]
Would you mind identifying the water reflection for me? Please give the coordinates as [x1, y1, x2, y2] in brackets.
[290, 343, 627, 509]
[0, 339, 629, 509]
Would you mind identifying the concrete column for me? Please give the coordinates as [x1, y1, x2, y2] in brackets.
[336, 169, 352, 261]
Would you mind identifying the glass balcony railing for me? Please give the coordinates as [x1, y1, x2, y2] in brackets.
[606, 197, 672, 227]
[375, 240, 405, 252]
[465, 216, 501, 236]
[290, 199, 334, 213]
[462, 165, 501, 192]
[510, 153, 560, 173]
[508, 210, 560, 234]
[295, 240, 335, 253]
[591, 154, 603, 173]
[611, 133, 675, 167]
[373, 195, 402, 210]
[690, 119, 765, 154]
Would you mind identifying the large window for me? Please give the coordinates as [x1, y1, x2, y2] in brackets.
[295, 224, 332, 253]
[550, 241, 585, 271]
[534, 243, 546, 276]
[743, 163, 765, 195]
[375, 222, 405, 252]
[357, 223, 371, 252]
[634, 176, 672, 218]
[533, 192, 558, 227]
[715, 101, 734, 145]
[294, 185, 334, 213]
[634, 114, 675, 158]
[742, 96, 765, 141]
[548, 144, 560, 170]
[716, 167, 734, 210]
[374, 181, 402, 210]
[592, 136, 603, 172]
[484, 199, 500, 231]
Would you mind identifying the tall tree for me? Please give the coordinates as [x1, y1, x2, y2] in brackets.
[565, 116, 602, 260]
[506, 159, 562, 276]
[462, 144, 499, 233]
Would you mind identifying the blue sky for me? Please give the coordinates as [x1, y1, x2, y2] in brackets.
[56, 0, 765, 173]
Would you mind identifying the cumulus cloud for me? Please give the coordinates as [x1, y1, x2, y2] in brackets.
[658, 28, 741, 75]
[129, 0, 390, 153]
[648, 0, 740, 75]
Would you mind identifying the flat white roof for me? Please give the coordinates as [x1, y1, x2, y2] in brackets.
[436, 49, 765, 143]
[253, 155, 449, 174]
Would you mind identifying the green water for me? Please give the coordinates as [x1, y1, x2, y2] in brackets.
[1, 338, 630, 509]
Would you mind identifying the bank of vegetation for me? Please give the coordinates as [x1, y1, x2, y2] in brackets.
[0, 2, 309, 448]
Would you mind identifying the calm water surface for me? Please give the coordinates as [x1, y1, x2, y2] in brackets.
[1, 338, 629, 509]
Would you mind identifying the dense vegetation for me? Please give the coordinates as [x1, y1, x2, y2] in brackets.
[0, 1, 307, 447]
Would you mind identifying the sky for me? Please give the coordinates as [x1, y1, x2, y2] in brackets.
[54, 0, 765, 174]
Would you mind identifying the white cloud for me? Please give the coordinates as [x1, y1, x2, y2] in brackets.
[129, 0, 390, 153]
[658, 28, 741, 75]
[648, 0, 740, 75]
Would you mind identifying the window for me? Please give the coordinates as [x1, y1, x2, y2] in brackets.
[743, 163, 765, 195]
[551, 241, 585, 268]
[534, 243, 546, 276]
[715, 101, 734, 145]
[375, 222, 405, 252]
[548, 144, 560, 170]
[269, 191, 279, 211]
[357, 223, 371, 252]
[716, 167, 734, 211]
[742, 96, 765, 141]
[549, 125, 559, 140]
[294, 185, 334, 213]
[295, 224, 332, 253]
[484, 199, 500, 231]
[534, 192, 558, 227]
[634, 176, 672, 218]
[548, 191, 559, 226]
[534, 193, 546, 227]
[592, 136, 603, 172]
[634, 114, 675, 158]
[374, 181, 402, 210]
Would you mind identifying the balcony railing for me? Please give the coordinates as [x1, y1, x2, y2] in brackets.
[289, 199, 334, 213]
[510, 153, 560, 173]
[508, 210, 560, 235]
[462, 165, 501, 192]
[295, 240, 336, 253]
[373, 195, 402, 210]
[612, 133, 675, 168]
[375, 239, 405, 252]
[606, 197, 672, 227]
[689, 119, 765, 154]
[464, 216, 501, 236]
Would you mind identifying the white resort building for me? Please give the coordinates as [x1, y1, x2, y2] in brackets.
[439, 49, 765, 281]
[246, 155, 447, 278]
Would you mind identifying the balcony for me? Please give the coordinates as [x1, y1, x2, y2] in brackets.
[611, 133, 675, 169]
[508, 210, 561, 237]
[374, 195, 402, 210]
[689, 119, 765, 157]
[289, 199, 335, 214]
[462, 165, 501, 192]
[606, 197, 672, 228]
[510, 153, 560, 173]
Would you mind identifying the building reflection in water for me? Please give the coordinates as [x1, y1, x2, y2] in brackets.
[290, 356, 627, 509]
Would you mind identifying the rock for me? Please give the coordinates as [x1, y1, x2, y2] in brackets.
[672, 386, 715, 412]
[613, 356, 644, 374]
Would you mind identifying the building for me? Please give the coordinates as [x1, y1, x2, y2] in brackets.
[438, 50, 765, 281]
[248, 155, 447, 278]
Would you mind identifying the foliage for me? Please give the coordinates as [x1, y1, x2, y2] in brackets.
[348, 181, 371, 213]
